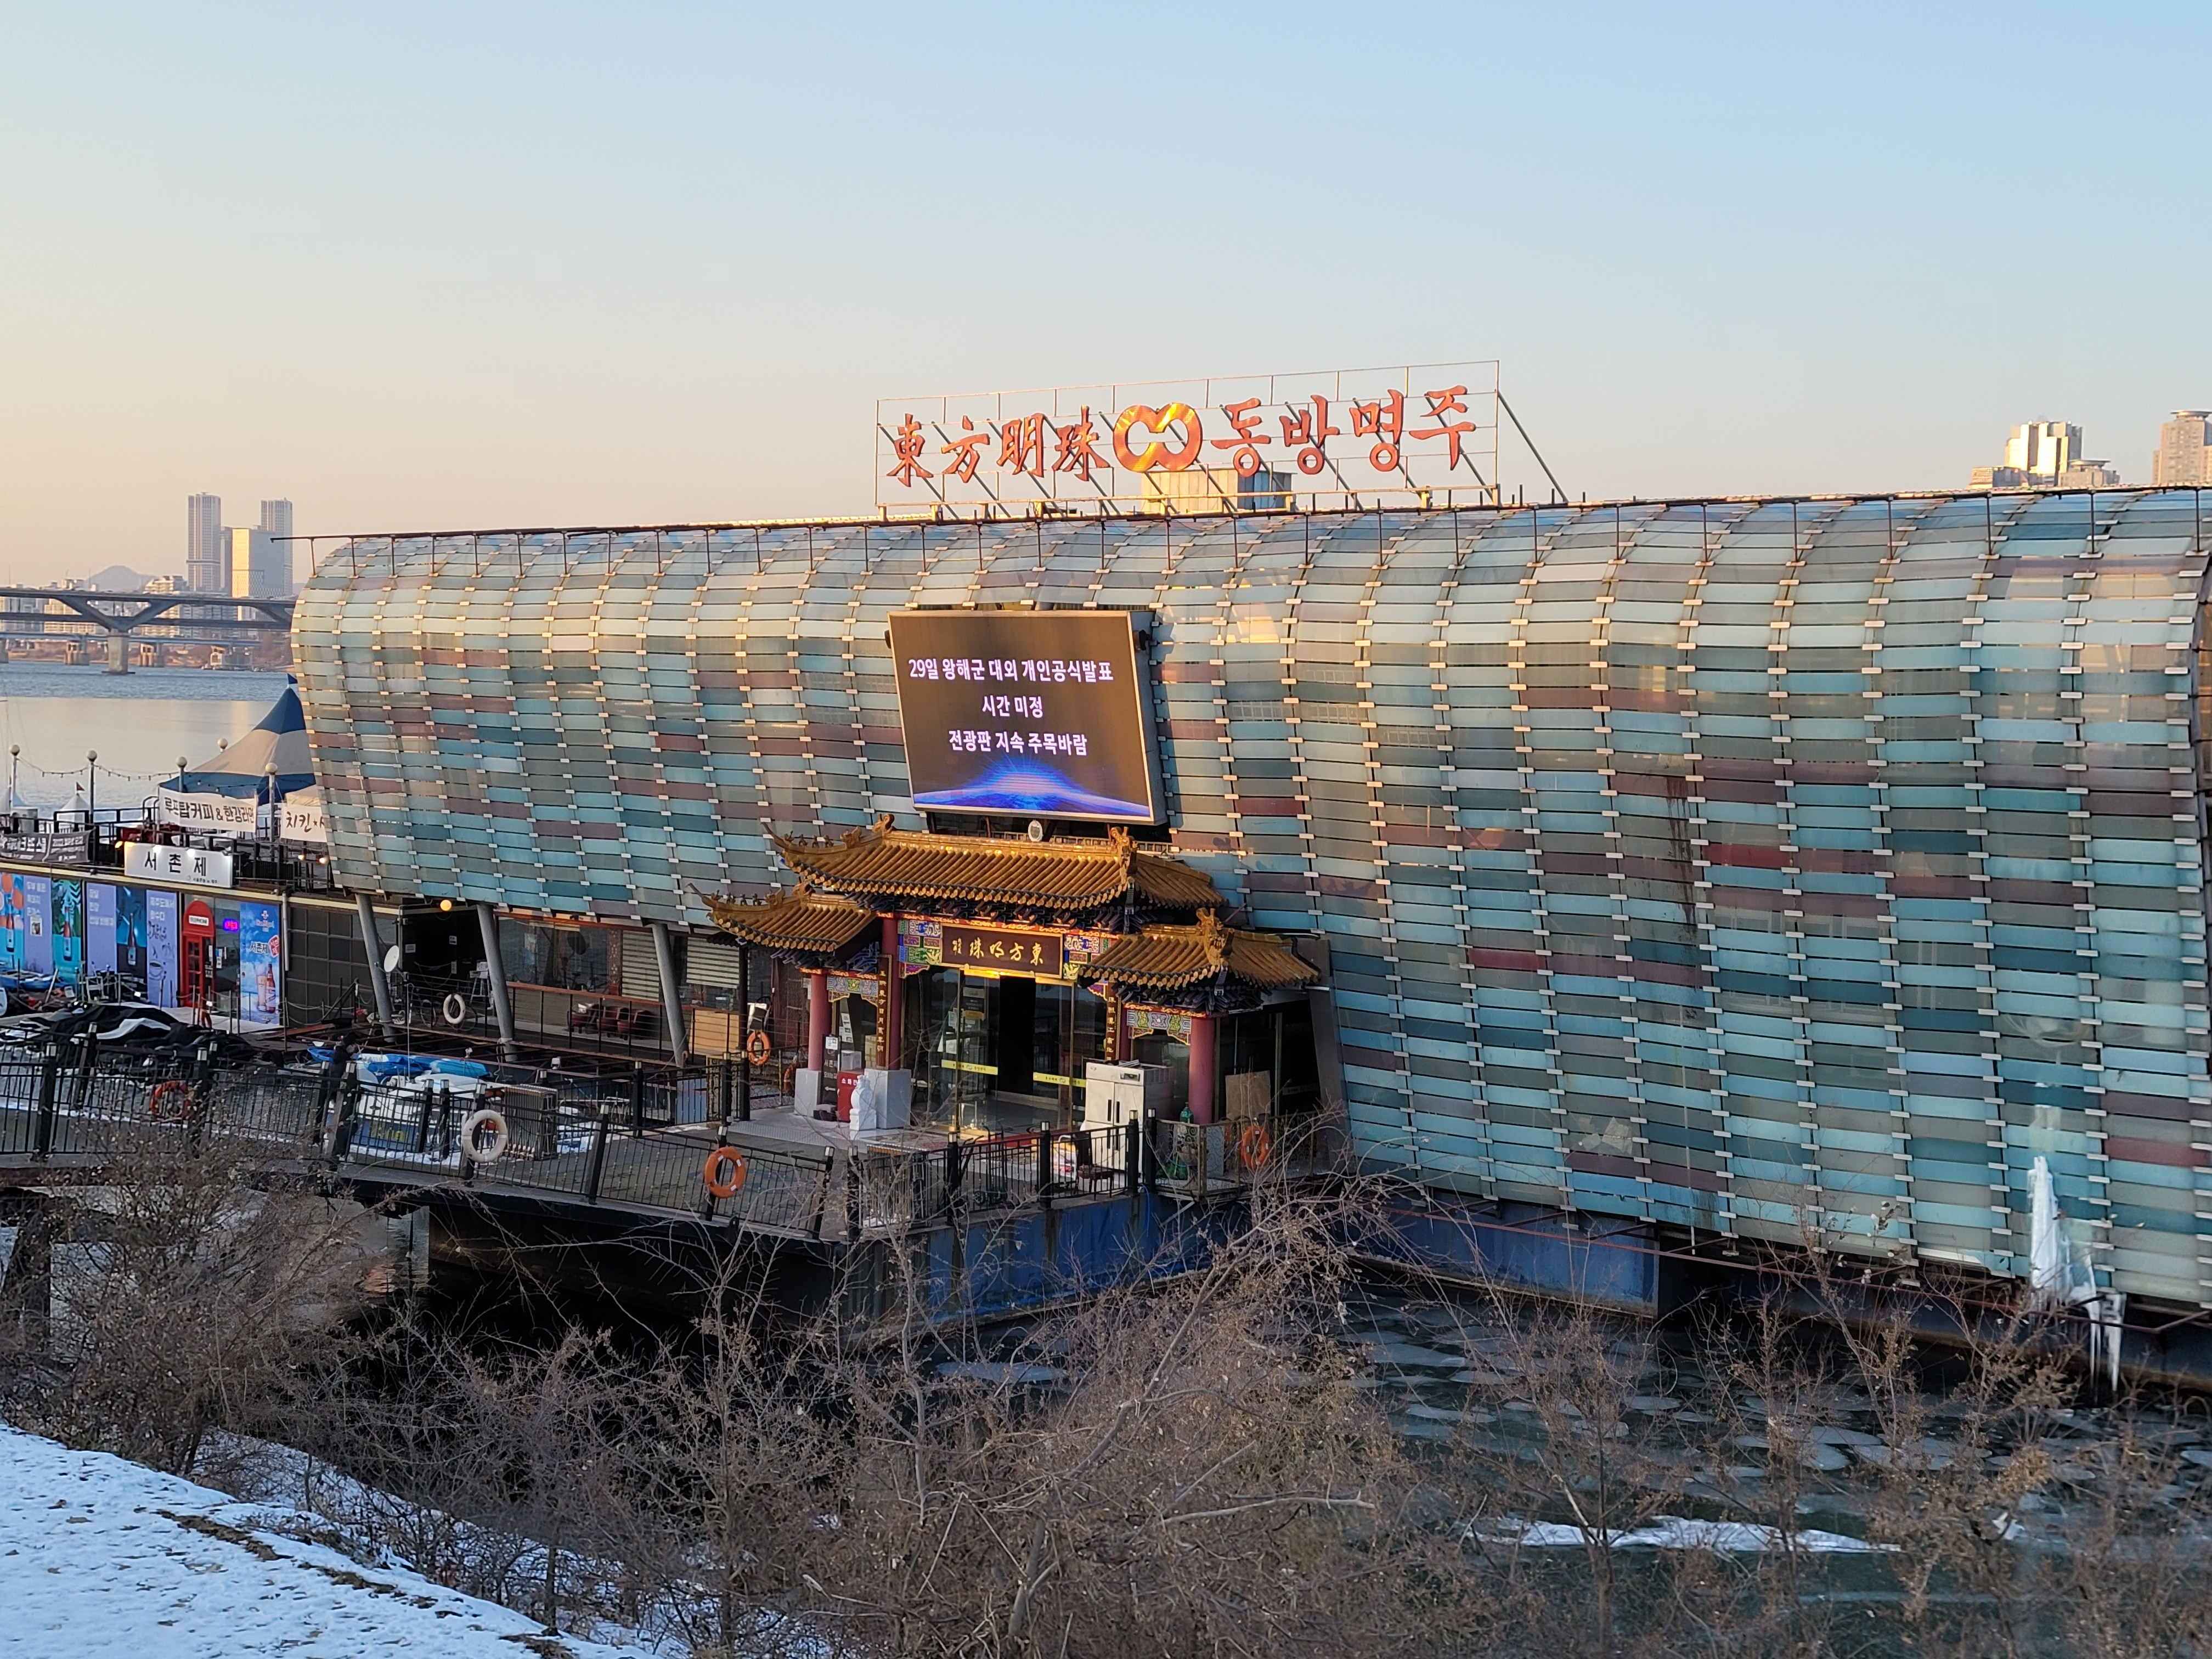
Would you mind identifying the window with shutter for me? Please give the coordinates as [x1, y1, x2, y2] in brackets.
[687, 936, 743, 990]
[618, 930, 660, 1001]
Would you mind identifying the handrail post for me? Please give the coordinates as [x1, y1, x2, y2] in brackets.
[582, 1110, 610, 1205]
[329, 1071, 362, 1169]
[32, 1044, 58, 1161]
[413, 1080, 437, 1154]
[1036, 1129, 1051, 1207]
[629, 1062, 646, 1138]
[72, 1031, 99, 1111]
[809, 1150, 834, 1239]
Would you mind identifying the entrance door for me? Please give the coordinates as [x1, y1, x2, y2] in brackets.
[994, 974, 1034, 1097]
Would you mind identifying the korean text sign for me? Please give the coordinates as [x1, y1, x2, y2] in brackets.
[877, 364, 1497, 510]
[887, 610, 1160, 823]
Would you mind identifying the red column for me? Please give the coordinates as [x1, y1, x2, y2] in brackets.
[1188, 1013, 1216, 1125]
[806, 970, 830, 1071]
[878, 914, 901, 1066]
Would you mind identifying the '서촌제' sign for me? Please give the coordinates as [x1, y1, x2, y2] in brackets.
[887, 610, 1160, 823]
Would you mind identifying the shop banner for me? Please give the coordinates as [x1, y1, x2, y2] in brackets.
[0, 830, 91, 868]
[125, 843, 235, 889]
[157, 789, 257, 833]
[279, 792, 329, 845]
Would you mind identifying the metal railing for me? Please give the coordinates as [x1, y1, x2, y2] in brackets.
[0, 1042, 1314, 1237]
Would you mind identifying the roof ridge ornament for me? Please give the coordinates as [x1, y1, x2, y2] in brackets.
[1196, 907, 1228, 972]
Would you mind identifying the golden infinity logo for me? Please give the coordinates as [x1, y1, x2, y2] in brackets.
[1111, 403, 1203, 472]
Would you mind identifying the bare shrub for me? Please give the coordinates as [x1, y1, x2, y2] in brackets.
[0, 1133, 371, 1475]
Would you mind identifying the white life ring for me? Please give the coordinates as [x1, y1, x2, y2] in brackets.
[460, 1108, 508, 1163]
[442, 992, 469, 1025]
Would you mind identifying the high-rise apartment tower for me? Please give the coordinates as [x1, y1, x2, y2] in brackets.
[2153, 412, 2212, 486]
[186, 493, 224, 592]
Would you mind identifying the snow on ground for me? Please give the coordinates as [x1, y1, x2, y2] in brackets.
[0, 1424, 661, 1658]
[1476, 1515, 1896, 1553]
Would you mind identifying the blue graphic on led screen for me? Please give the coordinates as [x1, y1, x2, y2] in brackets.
[51, 879, 83, 985]
[0, 875, 22, 975]
[239, 902, 281, 1027]
[147, 889, 178, 1009]
[88, 883, 116, 977]
[115, 885, 146, 988]
[887, 610, 1161, 823]
[23, 877, 51, 977]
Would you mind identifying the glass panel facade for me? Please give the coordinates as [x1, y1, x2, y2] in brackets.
[295, 492, 2212, 1305]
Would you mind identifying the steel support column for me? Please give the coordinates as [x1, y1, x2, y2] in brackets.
[355, 894, 396, 1033]
[651, 921, 688, 1066]
[474, 902, 517, 1060]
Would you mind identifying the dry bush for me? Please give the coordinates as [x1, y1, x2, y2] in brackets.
[609, 1188, 1505, 1659]
[0, 1132, 371, 1474]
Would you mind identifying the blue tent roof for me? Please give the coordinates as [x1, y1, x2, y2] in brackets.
[160, 680, 316, 801]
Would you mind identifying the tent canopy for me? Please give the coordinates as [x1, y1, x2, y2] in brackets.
[160, 680, 317, 802]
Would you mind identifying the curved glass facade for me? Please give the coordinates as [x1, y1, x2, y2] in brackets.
[295, 490, 2212, 1306]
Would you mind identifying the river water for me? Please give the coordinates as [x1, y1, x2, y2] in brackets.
[0, 663, 292, 810]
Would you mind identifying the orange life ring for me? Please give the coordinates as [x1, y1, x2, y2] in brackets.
[744, 1029, 772, 1067]
[702, 1145, 748, 1199]
[1237, 1121, 1272, 1170]
[148, 1079, 192, 1123]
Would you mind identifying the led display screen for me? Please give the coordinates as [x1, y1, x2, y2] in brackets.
[887, 609, 1160, 823]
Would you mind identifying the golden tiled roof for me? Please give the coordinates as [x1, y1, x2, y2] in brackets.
[771, 821, 1220, 914]
[703, 884, 878, 956]
[1085, 911, 1319, 992]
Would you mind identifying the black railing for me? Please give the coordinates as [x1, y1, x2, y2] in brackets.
[0, 1047, 1155, 1237]
[0, 808, 335, 892]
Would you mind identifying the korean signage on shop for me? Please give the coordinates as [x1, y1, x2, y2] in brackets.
[886, 608, 1161, 824]
[876, 363, 1499, 510]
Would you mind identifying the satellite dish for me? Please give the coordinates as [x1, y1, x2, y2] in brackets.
[382, 945, 402, 974]
[1026, 819, 1046, 843]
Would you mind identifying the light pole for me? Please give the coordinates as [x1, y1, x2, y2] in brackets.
[86, 750, 96, 821]
[264, 761, 279, 843]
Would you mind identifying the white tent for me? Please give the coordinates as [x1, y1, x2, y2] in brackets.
[156, 679, 326, 844]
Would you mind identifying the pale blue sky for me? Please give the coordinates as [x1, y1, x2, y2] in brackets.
[2, 2, 2207, 578]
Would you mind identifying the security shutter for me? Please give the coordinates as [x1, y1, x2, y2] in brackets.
[618, 931, 661, 1001]
[687, 936, 742, 991]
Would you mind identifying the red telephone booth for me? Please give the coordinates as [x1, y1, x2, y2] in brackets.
[181, 899, 216, 1020]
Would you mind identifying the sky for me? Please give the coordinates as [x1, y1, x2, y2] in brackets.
[2, 2, 2208, 580]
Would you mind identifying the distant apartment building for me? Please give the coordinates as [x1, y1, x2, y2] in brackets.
[2153, 411, 2212, 486]
[228, 527, 290, 599]
[186, 493, 225, 592]
[187, 493, 298, 596]
[1968, 420, 2122, 490]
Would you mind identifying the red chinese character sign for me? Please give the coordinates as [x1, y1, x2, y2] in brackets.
[874, 363, 1500, 512]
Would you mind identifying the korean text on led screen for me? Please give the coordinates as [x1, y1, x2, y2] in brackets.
[887, 610, 1159, 823]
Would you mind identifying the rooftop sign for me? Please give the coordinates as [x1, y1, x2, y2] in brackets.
[876, 363, 1500, 513]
